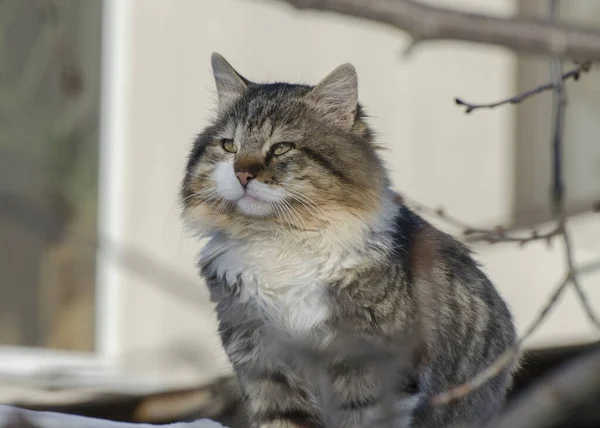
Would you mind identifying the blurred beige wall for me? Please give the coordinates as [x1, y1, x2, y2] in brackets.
[100, 0, 600, 384]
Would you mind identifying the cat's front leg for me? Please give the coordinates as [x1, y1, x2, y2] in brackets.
[324, 359, 420, 428]
[218, 319, 323, 428]
[238, 368, 324, 428]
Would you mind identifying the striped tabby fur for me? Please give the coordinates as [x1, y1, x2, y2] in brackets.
[181, 53, 517, 428]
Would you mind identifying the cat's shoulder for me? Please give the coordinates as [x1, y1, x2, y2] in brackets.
[389, 198, 479, 278]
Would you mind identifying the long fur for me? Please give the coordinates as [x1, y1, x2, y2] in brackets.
[180, 54, 517, 428]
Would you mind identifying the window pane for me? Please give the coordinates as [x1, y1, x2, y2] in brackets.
[0, 1, 102, 351]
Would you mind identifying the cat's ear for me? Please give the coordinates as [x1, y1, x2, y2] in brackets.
[307, 63, 358, 130]
[211, 52, 250, 108]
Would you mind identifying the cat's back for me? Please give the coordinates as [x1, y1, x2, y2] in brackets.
[391, 203, 512, 314]
[387, 203, 516, 426]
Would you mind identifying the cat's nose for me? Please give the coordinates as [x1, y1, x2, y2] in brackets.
[235, 171, 255, 188]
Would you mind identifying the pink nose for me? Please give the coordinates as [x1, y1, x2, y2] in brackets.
[235, 171, 255, 188]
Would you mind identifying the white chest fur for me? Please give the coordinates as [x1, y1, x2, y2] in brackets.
[201, 230, 364, 336]
[197, 195, 398, 337]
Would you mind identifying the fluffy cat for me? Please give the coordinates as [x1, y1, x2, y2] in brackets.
[180, 53, 517, 428]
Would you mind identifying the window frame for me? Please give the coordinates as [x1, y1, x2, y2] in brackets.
[0, 0, 130, 383]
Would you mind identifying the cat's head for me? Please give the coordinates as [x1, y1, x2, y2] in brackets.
[181, 53, 389, 235]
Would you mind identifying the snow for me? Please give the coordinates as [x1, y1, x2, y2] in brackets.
[0, 405, 228, 428]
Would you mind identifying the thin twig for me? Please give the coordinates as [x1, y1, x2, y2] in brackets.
[431, 1, 600, 408]
[402, 195, 562, 247]
[454, 63, 591, 114]
[561, 222, 600, 331]
[463, 226, 561, 246]
[275, 0, 600, 61]
[401, 195, 476, 232]
[547, 3, 600, 333]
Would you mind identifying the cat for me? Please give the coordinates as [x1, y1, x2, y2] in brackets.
[180, 53, 517, 428]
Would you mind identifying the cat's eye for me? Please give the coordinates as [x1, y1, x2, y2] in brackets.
[221, 139, 238, 153]
[270, 142, 295, 156]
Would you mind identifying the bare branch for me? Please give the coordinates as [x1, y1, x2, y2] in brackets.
[431, 4, 600, 407]
[547, 8, 600, 333]
[275, 0, 600, 61]
[400, 196, 476, 232]
[463, 226, 561, 247]
[455, 63, 592, 114]
[554, 190, 600, 334]
[402, 195, 562, 247]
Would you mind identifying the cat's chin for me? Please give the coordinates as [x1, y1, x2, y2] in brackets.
[236, 195, 273, 217]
